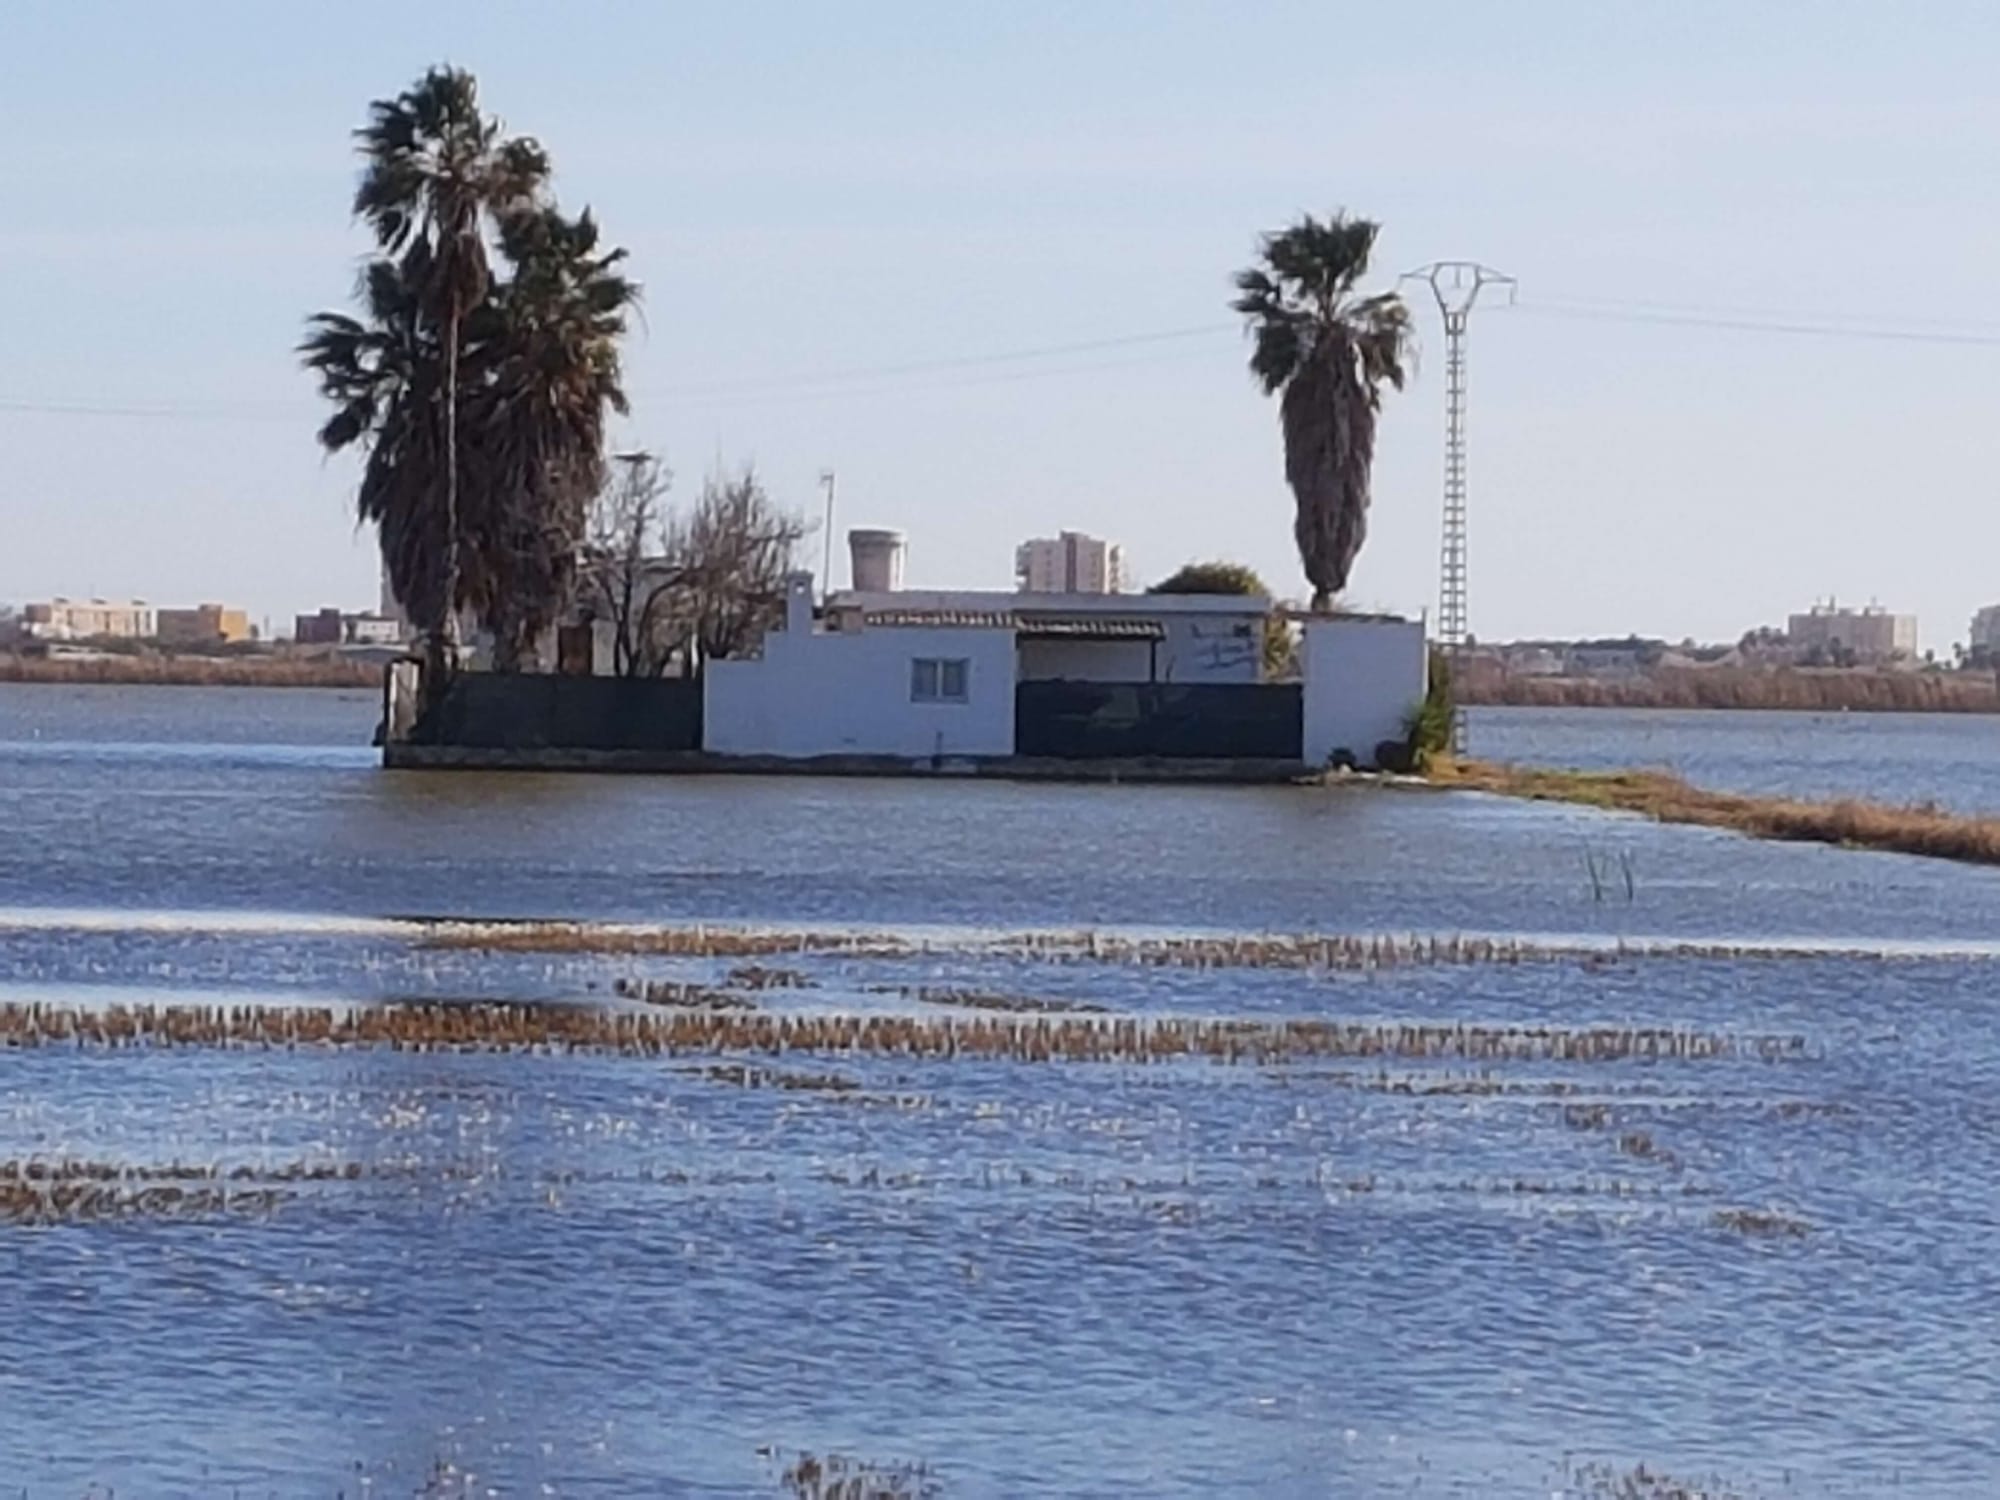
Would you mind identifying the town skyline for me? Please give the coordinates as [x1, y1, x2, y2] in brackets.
[5, 3, 2000, 652]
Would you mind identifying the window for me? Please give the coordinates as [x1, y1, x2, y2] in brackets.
[911, 656, 970, 703]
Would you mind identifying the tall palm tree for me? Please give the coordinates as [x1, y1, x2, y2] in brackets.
[350, 66, 549, 670]
[468, 206, 639, 668]
[1232, 212, 1410, 612]
[302, 256, 452, 634]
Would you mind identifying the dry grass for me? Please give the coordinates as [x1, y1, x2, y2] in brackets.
[1711, 1206, 1812, 1238]
[778, 1451, 938, 1500]
[0, 651, 377, 688]
[423, 919, 1865, 970]
[1434, 757, 2000, 867]
[0, 1157, 342, 1222]
[1461, 662, 2000, 713]
[0, 1000, 1802, 1066]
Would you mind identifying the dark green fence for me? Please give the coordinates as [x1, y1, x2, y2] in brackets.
[411, 673, 703, 752]
[1014, 681, 1302, 760]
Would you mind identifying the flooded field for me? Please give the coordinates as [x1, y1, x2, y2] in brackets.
[3, 686, 2000, 1494]
[1470, 705, 2000, 816]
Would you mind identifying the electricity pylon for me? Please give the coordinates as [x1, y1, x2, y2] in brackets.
[1402, 261, 1515, 748]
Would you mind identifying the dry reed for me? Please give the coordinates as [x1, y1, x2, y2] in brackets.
[1434, 758, 2000, 867]
[0, 1001, 1802, 1066]
[0, 1157, 323, 1223]
[421, 919, 1871, 970]
[1462, 662, 2000, 714]
[1711, 1206, 1811, 1238]
[879, 985, 1108, 1015]
[0, 651, 377, 688]
[778, 1452, 938, 1500]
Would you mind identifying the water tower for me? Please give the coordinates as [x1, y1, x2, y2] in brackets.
[847, 528, 907, 593]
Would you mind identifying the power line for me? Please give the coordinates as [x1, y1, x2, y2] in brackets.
[8, 291, 2000, 424]
[0, 324, 1238, 422]
[645, 322, 1236, 398]
[1499, 297, 2000, 347]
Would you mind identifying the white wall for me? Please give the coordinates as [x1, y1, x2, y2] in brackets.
[706, 623, 1017, 760]
[1017, 637, 1155, 682]
[1301, 618, 1429, 768]
[1156, 614, 1262, 682]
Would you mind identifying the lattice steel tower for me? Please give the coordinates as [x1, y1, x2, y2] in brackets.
[1402, 262, 1515, 657]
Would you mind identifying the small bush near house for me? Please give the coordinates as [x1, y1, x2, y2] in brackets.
[1403, 647, 1455, 770]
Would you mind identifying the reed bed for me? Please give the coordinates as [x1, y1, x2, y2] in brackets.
[0, 1157, 322, 1223]
[698, 1062, 862, 1093]
[0, 1001, 1803, 1065]
[1711, 1206, 1811, 1238]
[0, 651, 377, 688]
[778, 1451, 938, 1500]
[421, 919, 1876, 971]
[1554, 1458, 1767, 1499]
[1462, 662, 2000, 714]
[877, 984, 1109, 1015]
[614, 977, 758, 1011]
[1436, 757, 2000, 868]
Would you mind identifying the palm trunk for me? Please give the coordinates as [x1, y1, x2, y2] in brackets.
[414, 301, 464, 725]
[441, 299, 463, 666]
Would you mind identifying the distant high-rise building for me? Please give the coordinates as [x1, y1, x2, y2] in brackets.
[1786, 601, 1917, 663]
[1971, 604, 2000, 651]
[1014, 531, 1126, 595]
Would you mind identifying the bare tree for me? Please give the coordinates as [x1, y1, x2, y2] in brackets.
[580, 452, 677, 676]
[579, 458, 808, 678]
[664, 465, 810, 672]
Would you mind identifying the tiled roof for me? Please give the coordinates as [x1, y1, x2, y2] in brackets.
[1016, 616, 1166, 640]
[861, 609, 1018, 629]
[859, 610, 1167, 641]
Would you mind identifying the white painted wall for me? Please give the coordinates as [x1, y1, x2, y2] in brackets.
[832, 589, 1269, 684]
[1301, 618, 1429, 768]
[1156, 614, 1262, 682]
[1017, 638, 1155, 682]
[707, 616, 1017, 759]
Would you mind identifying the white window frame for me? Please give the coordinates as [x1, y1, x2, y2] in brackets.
[910, 656, 970, 704]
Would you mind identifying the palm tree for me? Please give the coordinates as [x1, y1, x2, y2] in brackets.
[468, 206, 638, 669]
[1232, 212, 1410, 612]
[350, 66, 550, 672]
[302, 257, 452, 636]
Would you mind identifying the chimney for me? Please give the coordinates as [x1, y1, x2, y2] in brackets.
[783, 571, 814, 634]
[847, 528, 906, 593]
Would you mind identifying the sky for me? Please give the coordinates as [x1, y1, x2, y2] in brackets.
[3, 1, 1999, 651]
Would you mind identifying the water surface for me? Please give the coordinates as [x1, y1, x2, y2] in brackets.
[1, 684, 1996, 1496]
[1471, 704, 2000, 814]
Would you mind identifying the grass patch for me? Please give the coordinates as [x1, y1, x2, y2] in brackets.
[1433, 757, 2000, 867]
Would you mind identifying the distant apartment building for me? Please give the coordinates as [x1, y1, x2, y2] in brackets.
[1971, 605, 2000, 651]
[295, 608, 345, 646]
[21, 598, 156, 640]
[1786, 601, 1917, 663]
[1015, 532, 1127, 595]
[297, 607, 405, 647]
[156, 603, 251, 647]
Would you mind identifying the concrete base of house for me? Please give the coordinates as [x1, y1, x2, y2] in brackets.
[383, 743, 1312, 784]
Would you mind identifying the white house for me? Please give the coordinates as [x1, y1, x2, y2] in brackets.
[705, 574, 1019, 760]
[701, 530, 1429, 769]
[829, 587, 1270, 685]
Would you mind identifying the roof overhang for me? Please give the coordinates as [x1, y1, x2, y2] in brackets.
[1016, 616, 1166, 641]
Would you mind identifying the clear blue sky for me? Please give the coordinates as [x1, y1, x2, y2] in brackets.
[3, 1, 1997, 649]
